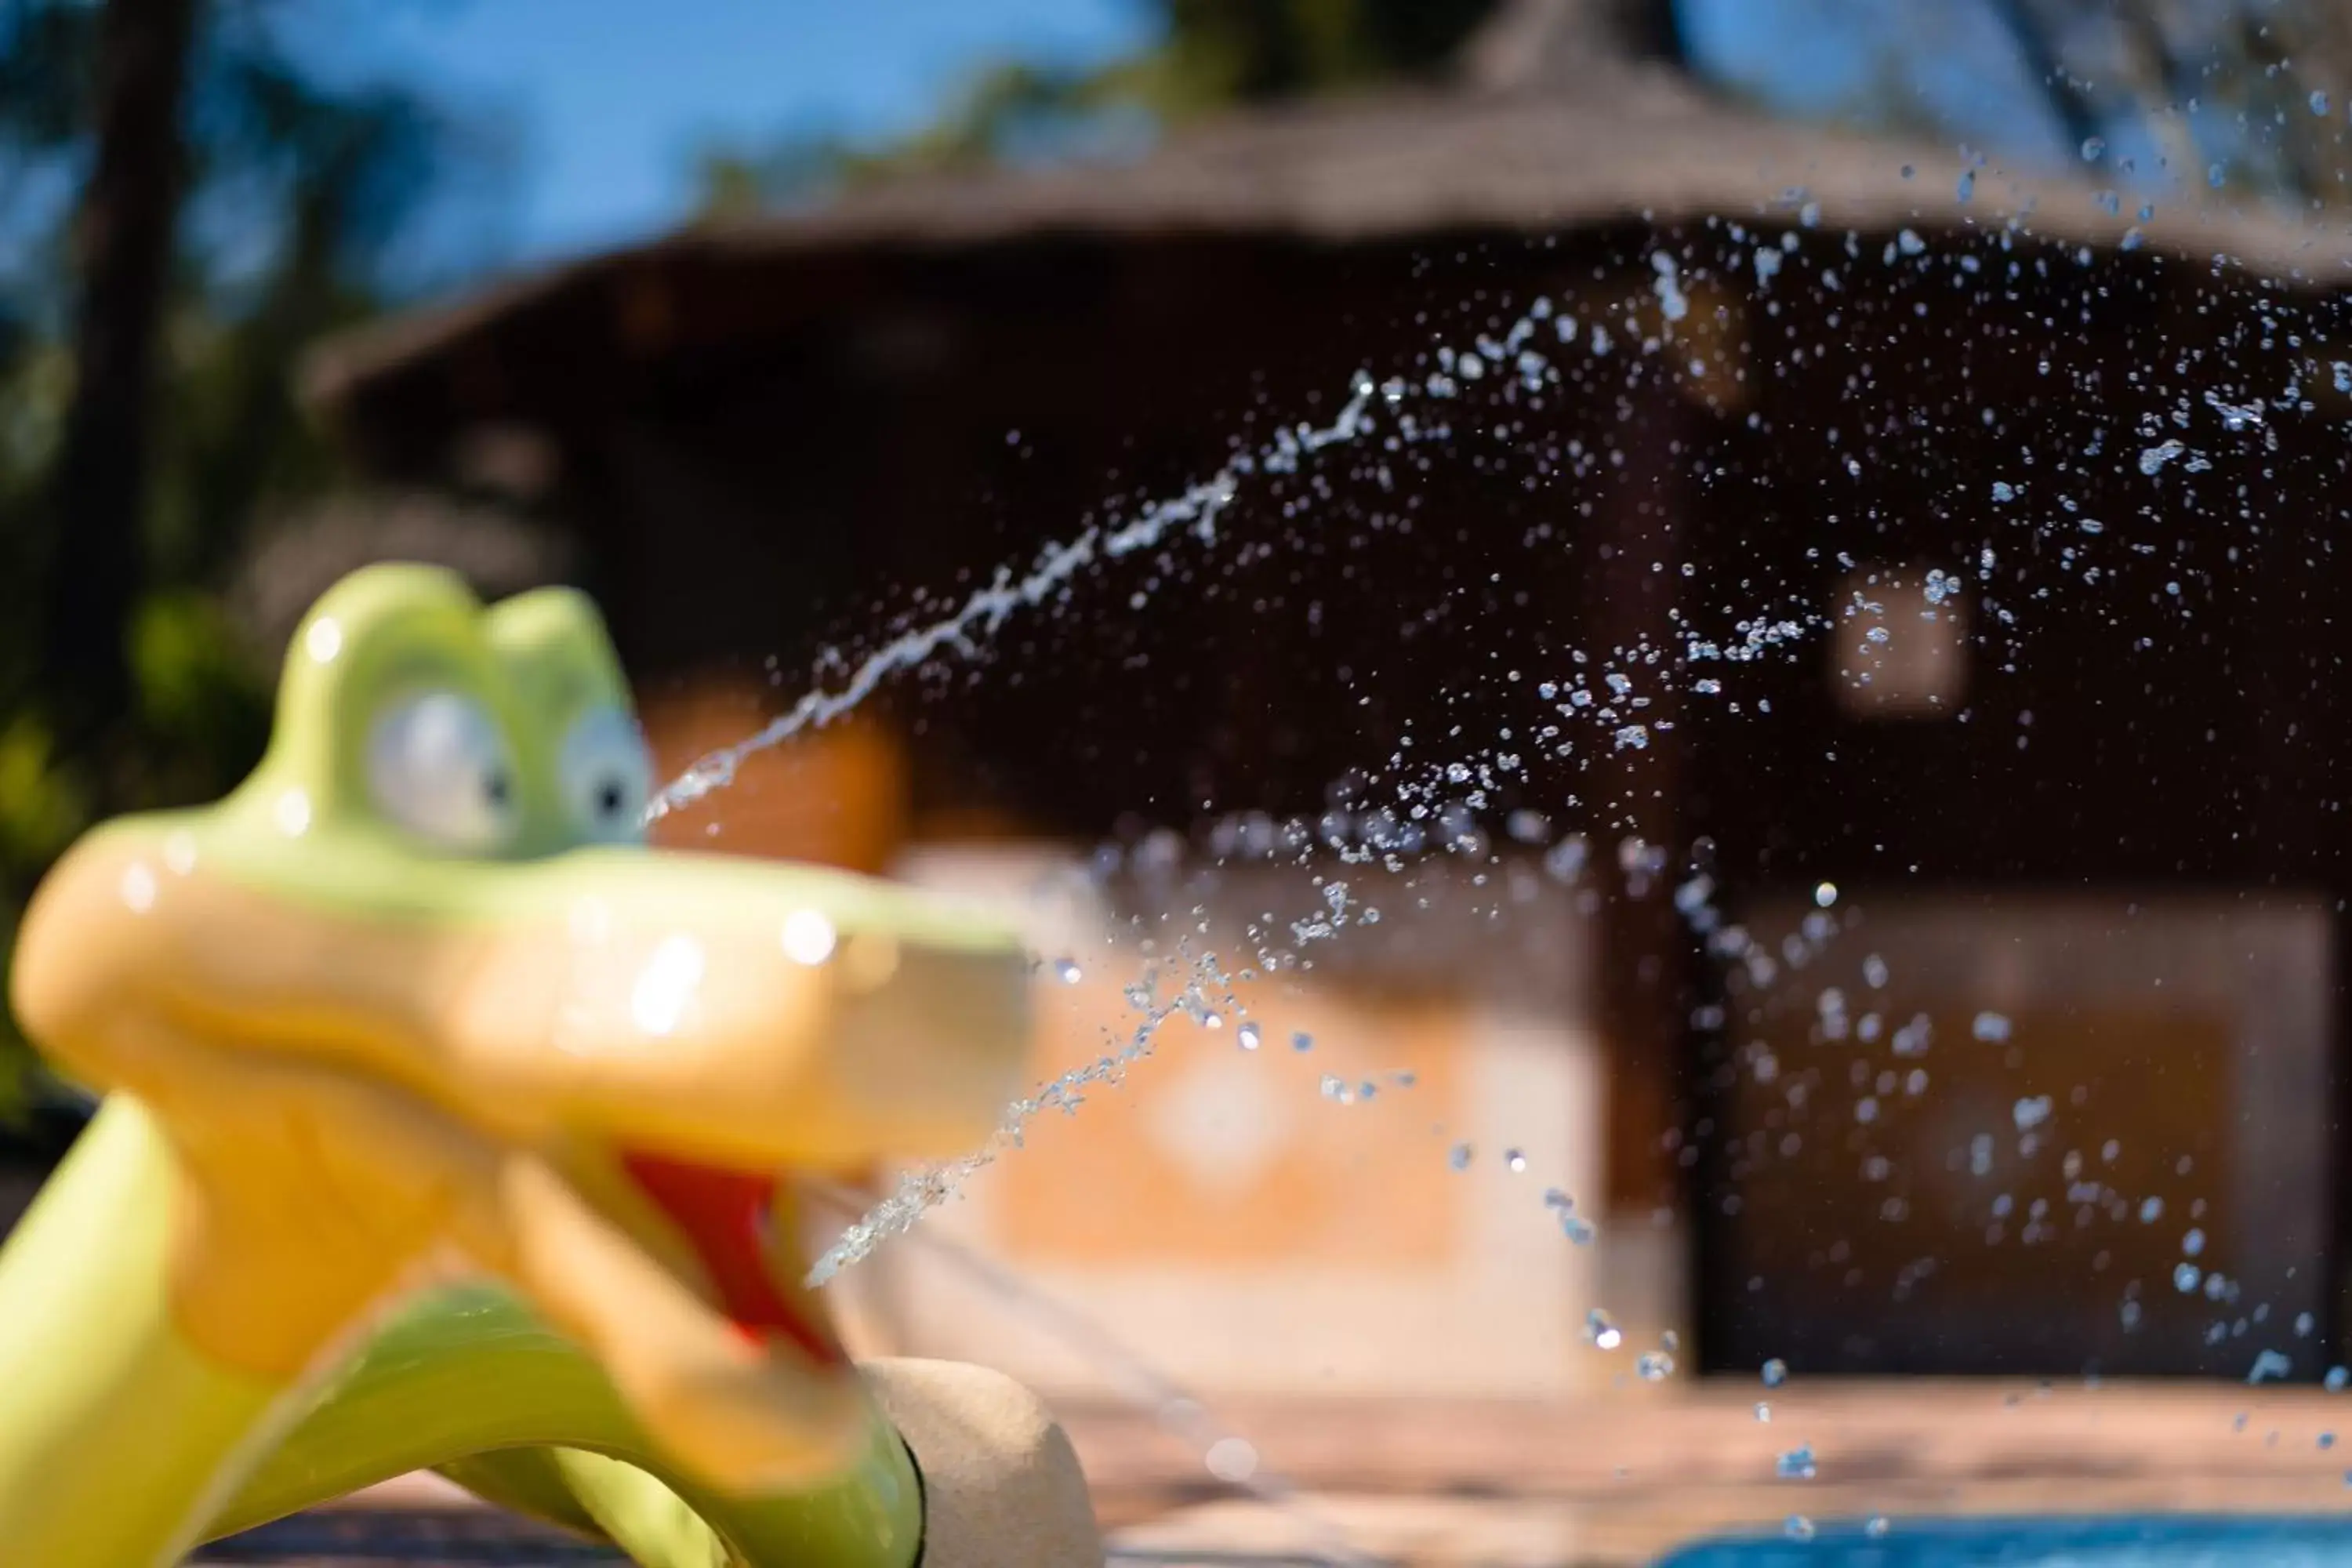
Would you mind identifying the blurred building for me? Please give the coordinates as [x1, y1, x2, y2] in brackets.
[303, 0, 2352, 1388]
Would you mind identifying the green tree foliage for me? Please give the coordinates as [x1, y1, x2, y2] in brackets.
[1720, 0, 2352, 208]
[697, 0, 1504, 213]
[0, 0, 482, 1124]
[1987, 0, 2352, 206]
[1147, 0, 1504, 108]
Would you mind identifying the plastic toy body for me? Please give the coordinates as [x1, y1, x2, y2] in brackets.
[0, 565, 1098, 1566]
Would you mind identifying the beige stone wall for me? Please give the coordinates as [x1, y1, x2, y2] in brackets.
[832, 844, 1624, 1402]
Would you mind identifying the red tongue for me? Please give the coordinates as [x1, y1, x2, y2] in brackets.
[619, 1152, 843, 1367]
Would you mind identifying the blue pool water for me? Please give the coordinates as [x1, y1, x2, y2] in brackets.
[1657, 1516, 2352, 1567]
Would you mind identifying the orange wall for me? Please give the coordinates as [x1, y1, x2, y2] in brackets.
[637, 679, 909, 872]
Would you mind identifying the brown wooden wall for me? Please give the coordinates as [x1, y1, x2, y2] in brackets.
[334, 219, 2352, 1374]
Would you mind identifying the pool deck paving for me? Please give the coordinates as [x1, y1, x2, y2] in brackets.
[194, 1380, 2352, 1566]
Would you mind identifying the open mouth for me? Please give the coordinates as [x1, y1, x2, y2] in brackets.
[618, 1150, 846, 1370]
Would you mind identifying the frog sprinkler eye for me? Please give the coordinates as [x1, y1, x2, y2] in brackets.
[0, 564, 1101, 1567]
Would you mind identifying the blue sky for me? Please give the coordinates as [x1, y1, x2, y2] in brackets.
[278, 0, 2090, 277]
[292, 0, 1155, 266]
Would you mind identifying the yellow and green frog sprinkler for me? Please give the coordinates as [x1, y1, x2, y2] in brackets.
[0, 564, 1101, 1566]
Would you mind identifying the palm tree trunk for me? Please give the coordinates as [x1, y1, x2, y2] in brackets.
[45, 0, 201, 755]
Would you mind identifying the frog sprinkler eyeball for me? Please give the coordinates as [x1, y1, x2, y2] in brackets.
[0, 564, 1101, 1567]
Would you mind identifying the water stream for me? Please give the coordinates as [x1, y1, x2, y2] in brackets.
[653, 207, 2352, 1552]
[808, 1178, 1382, 1568]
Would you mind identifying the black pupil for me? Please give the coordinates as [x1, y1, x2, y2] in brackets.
[597, 780, 626, 818]
[485, 771, 511, 808]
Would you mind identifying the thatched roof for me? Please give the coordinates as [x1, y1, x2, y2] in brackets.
[306, 0, 2352, 416]
[231, 490, 579, 654]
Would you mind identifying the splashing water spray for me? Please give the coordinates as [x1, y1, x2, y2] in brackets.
[808, 1179, 1382, 1568]
[637, 287, 1882, 1563]
[653, 221, 2326, 1548]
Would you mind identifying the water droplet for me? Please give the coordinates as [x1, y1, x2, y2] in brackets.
[1236, 1022, 1262, 1051]
[118, 862, 157, 914]
[1638, 1351, 1675, 1381]
[1973, 1011, 2013, 1042]
[274, 789, 312, 838]
[781, 909, 838, 966]
[2080, 135, 2106, 161]
[1448, 1142, 1472, 1171]
[631, 934, 707, 1038]
[2314, 89, 2332, 115]
[1786, 1515, 1815, 1541]
[2176, 1262, 2203, 1292]
[1290, 1030, 1314, 1053]
[1777, 1444, 1818, 1480]
[305, 616, 343, 663]
[2328, 1367, 2349, 1392]
[1505, 1148, 1527, 1172]
[1203, 1436, 1258, 1483]
[1956, 169, 1976, 202]
[2183, 1227, 2206, 1258]
[1866, 1515, 1890, 1539]
[1813, 880, 1838, 908]
[1762, 1358, 1789, 1388]
[1585, 1308, 1623, 1351]
[1755, 1401, 1773, 1422]
[2013, 1094, 2052, 1131]
[2140, 1196, 2164, 1223]
[1053, 957, 1083, 984]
